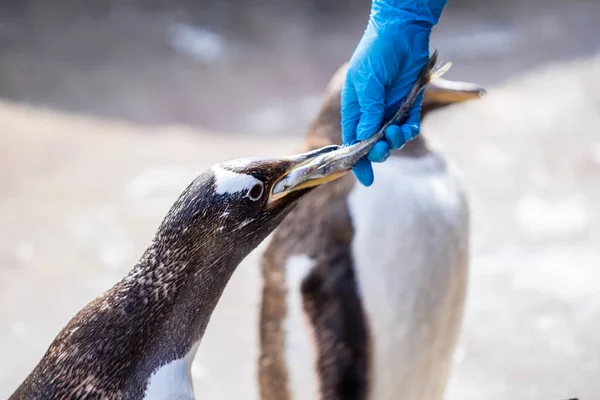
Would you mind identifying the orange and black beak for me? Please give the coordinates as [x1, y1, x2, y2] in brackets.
[422, 77, 486, 116]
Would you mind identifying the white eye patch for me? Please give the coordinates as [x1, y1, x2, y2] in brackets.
[211, 165, 263, 197]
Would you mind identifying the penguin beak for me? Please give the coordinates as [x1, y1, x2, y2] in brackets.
[269, 141, 376, 203]
[269, 145, 351, 203]
[423, 77, 485, 107]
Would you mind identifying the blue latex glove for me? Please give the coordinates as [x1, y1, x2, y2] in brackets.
[341, 0, 447, 186]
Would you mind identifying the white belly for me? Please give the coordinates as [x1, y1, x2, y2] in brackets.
[143, 342, 200, 400]
[347, 153, 469, 400]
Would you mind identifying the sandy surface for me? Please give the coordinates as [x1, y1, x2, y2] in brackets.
[1, 54, 599, 399]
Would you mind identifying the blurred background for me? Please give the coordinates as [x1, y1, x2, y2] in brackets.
[0, 0, 599, 398]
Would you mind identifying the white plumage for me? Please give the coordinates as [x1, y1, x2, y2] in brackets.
[348, 152, 469, 400]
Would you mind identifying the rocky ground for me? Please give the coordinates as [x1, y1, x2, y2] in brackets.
[1, 0, 600, 398]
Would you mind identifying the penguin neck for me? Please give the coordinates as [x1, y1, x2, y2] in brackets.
[117, 236, 242, 359]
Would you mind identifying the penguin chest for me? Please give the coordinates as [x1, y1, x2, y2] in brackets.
[347, 155, 469, 400]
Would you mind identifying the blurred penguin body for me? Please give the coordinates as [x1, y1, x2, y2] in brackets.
[259, 64, 484, 400]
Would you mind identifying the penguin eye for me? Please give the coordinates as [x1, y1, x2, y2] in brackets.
[246, 182, 264, 201]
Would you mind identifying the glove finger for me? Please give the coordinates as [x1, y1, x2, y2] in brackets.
[356, 78, 386, 141]
[368, 140, 390, 163]
[385, 124, 405, 150]
[352, 157, 374, 187]
[341, 78, 360, 145]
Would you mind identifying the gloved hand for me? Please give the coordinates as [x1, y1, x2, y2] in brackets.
[341, 0, 447, 186]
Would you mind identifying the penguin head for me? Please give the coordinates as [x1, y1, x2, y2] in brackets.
[155, 146, 347, 260]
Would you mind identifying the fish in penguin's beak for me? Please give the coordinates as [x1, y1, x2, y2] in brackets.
[269, 140, 373, 202]
[268, 145, 346, 203]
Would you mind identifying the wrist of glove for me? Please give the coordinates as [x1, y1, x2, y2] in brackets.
[373, 0, 445, 25]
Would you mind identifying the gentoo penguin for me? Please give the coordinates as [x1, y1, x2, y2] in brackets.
[258, 64, 485, 400]
[9, 147, 362, 400]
